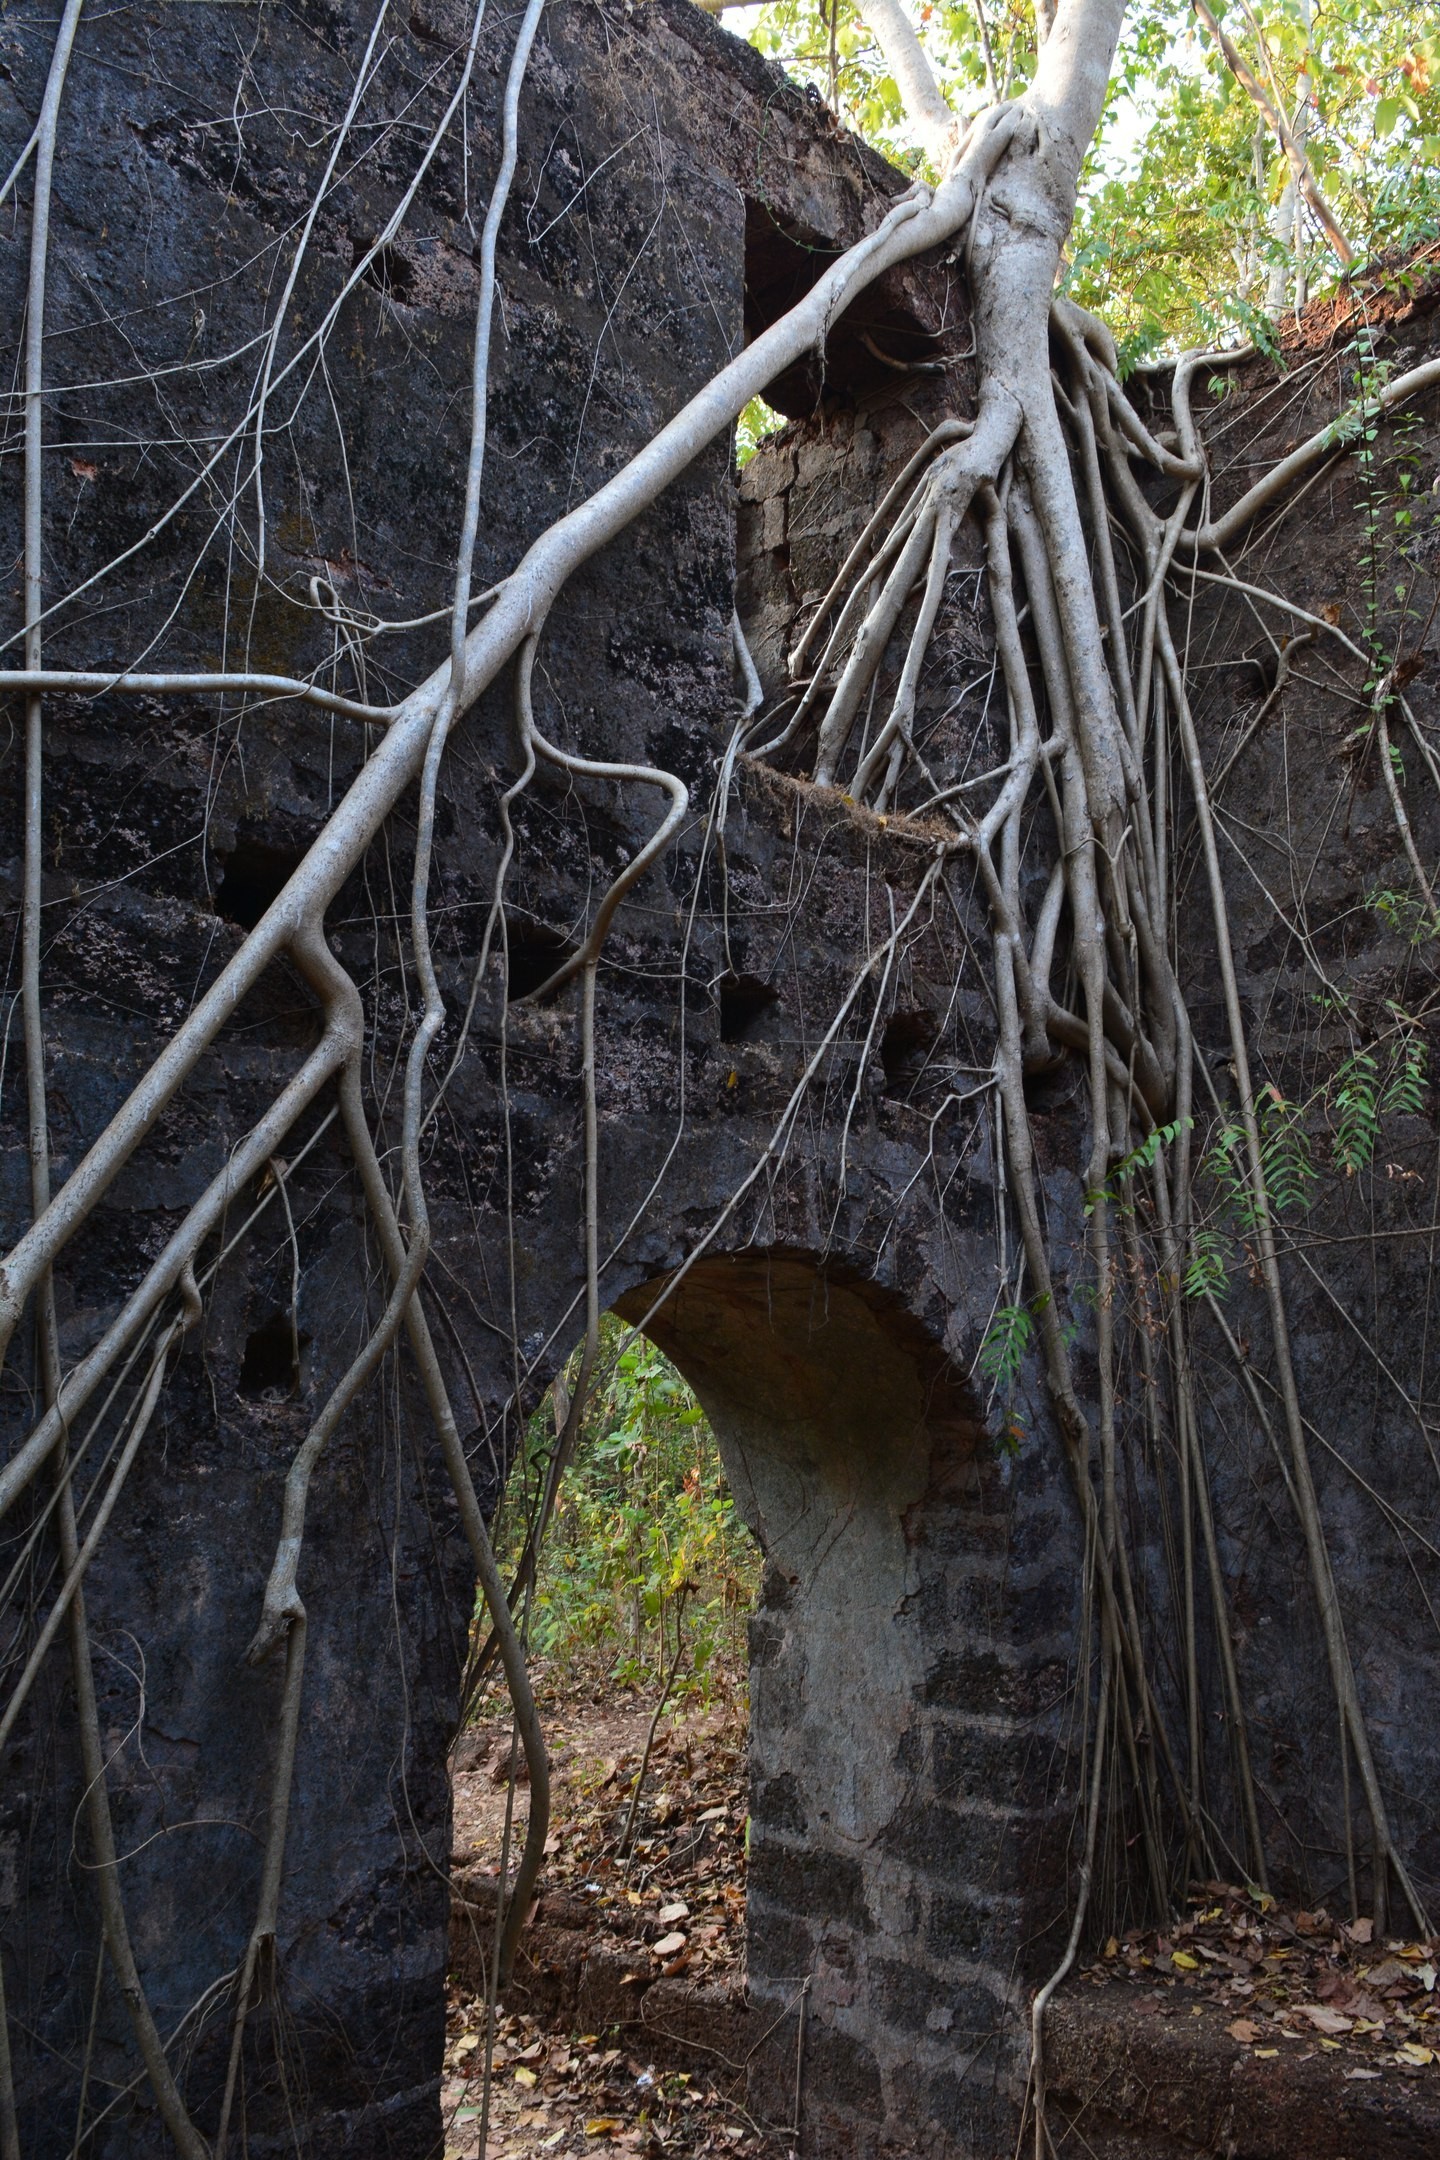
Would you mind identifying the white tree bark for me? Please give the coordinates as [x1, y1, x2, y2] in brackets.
[1192, 0, 1351, 270]
[854, 0, 961, 161]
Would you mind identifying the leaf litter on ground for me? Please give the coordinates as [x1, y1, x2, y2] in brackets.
[1081, 1879, 1440, 2079]
[445, 1663, 784, 2157]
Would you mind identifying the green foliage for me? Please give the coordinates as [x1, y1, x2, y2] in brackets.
[1257, 1087, 1318, 1215]
[1202, 1086, 1316, 1227]
[978, 1297, 1034, 1388]
[1331, 325, 1432, 694]
[1329, 1046, 1383, 1174]
[1183, 1225, 1231, 1300]
[500, 1320, 760, 1700]
[741, 0, 1031, 167]
[1067, 3, 1440, 350]
[1368, 885, 1440, 944]
[978, 1300, 1028, 1454]
[1327, 1023, 1429, 1172]
[1190, 1018, 1429, 1289]
[1383, 1025, 1429, 1117]
[978, 1291, 1051, 1453]
[1085, 1116, 1192, 1215]
[737, 395, 785, 468]
[727, 0, 1440, 350]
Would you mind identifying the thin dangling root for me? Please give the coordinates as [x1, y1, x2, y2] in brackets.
[4, 1, 1439, 2146]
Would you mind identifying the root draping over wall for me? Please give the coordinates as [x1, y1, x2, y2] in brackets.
[2, 0, 1440, 2155]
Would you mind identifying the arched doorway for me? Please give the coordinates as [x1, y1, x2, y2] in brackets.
[610, 1250, 1070, 2157]
[449, 1249, 1077, 2156]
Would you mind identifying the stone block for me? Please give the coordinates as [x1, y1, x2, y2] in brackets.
[926, 1887, 1010, 1966]
[923, 2063, 1026, 2152]
[749, 1905, 816, 1984]
[754, 1771, 807, 1833]
[920, 1649, 1070, 1718]
[801, 2020, 885, 2119]
[932, 1716, 1037, 1803]
[737, 442, 795, 501]
[749, 1838, 874, 1935]
[868, 1956, 1008, 2043]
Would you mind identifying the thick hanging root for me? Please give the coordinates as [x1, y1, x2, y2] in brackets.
[6, 0, 1440, 2146]
[756, 71, 1438, 2021]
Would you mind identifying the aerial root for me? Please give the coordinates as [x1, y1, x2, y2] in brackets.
[5, 20, 1440, 2149]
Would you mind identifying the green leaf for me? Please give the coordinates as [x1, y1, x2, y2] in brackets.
[1184, 1228, 1232, 1301]
[978, 1303, 1034, 1391]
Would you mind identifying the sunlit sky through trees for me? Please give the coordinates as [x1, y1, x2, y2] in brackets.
[709, 0, 1439, 361]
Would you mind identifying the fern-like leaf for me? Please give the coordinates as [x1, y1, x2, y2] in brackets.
[1383, 1028, 1428, 1118]
[978, 1303, 1034, 1390]
[1331, 1049, 1381, 1175]
[1183, 1227, 1231, 1301]
[1258, 1089, 1316, 1217]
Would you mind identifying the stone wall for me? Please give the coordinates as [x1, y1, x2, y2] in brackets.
[2, 1, 1439, 2155]
[0, 5, 1081, 2156]
[734, 258, 1440, 1945]
[621, 1255, 1080, 2157]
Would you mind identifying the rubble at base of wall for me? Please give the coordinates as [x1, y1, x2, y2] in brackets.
[451, 1872, 1440, 2160]
[1046, 1989, 1440, 2160]
[450, 1873, 755, 2097]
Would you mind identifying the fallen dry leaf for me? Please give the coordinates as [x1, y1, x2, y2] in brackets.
[1227, 2018, 1261, 2043]
[1294, 2003, 1354, 2036]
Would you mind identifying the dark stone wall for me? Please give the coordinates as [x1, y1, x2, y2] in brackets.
[2, 0, 1439, 2155]
[1138, 309, 1440, 1919]
[0, 5, 1078, 2156]
[737, 264, 1440, 1935]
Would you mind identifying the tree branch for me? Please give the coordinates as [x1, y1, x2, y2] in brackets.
[1190, 0, 1352, 267]
[853, 0, 960, 162]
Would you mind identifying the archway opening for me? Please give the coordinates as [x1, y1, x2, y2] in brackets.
[444, 1253, 1041, 2160]
[445, 1316, 763, 2152]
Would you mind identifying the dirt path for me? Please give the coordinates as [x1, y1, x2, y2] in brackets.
[443, 1676, 779, 2159]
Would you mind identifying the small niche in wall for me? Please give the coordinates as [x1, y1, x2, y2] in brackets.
[742, 197, 954, 417]
[239, 1309, 307, 1399]
[357, 238, 415, 303]
[718, 971, 780, 1043]
[880, 1008, 938, 1097]
[505, 923, 577, 1003]
[212, 836, 307, 931]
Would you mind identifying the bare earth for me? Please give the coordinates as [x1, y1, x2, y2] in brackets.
[443, 1675, 779, 2159]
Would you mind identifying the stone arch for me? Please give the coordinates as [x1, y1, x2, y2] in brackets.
[611, 1251, 1074, 2158]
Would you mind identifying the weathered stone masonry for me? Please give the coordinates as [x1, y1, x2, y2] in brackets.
[0, 6, 1081, 2153]
[2, 4, 1440, 2157]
